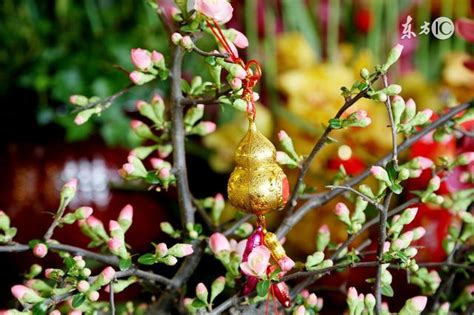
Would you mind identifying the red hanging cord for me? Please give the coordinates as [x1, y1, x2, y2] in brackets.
[206, 18, 261, 121]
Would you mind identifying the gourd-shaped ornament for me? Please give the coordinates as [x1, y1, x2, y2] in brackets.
[227, 120, 289, 216]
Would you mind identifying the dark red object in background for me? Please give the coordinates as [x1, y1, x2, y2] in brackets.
[0, 139, 174, 306]
[355, 8, 373, 33]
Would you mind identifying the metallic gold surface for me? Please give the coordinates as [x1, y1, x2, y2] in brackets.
[227, 121, 289, 215]
[264, 232, 286, 261]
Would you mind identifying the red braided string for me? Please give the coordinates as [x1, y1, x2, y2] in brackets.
[206, 18, 261, 121]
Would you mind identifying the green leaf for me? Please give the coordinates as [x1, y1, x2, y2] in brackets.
[256, 280, 270, 297]
[386, 161, 398, 183]
[191, 298, 207, 309]
[138, 253, 157, 265]
[72, 293, 86, 308]
[32, 302, 48, 315]
[64, 256, 75, 269]
[390, 183, 403, 195]
[328, 118, 342, 129]
[144, 171, 161, 185]
[119, 258, 132, 271]
[181, 79, 190, 93]
[381, 283, 394, 297]
[28, 239, 41, 249]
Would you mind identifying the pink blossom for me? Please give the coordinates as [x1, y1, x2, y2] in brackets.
[383, 241, 390, 253]
[196, 283, 207, 295]
[49, 311, 61, 315]
[194, 0, 233, 24]
[334, 202, 349, 217]
[355, 110, 368, 120]
[405, 98, 416, 112]
[455, 18, 474, 43]
[171, 32, 183, 45]
[411, 296, 427, 311]
[122, 163, 135, 174]
[240, 245, 271, 278]
[421, 109, 433, 120]
[33, 243, 48, 258]
[119, 204, 133, 222]
[135, 100, 146, 110]
[370, 166, 388, 181]
[300, 289, 309, 298]
[209, 233, 231, 254]
[76, 207, 93, 219]
[130, 48, 152, 70]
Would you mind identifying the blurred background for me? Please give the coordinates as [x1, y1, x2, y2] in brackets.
[0, 0, 473, 312]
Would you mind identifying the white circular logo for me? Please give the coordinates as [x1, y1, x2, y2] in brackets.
[431, 17, 454, 40]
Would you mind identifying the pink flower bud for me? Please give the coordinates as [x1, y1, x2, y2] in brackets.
[202, 121, 216, 133]
[73, 256, 86, 268]
[278, 130, 289, 141]
[77, 280, 90, 293]
[459, 152, 474, 165]
[152, 93, 163, 104]
[64, 178, 78, 191]
[130, 48, 152, 70]
[383, 241, 390, 253]
[108, 237, 122, 252]
[231, 29, 249, 48]
[306, 293, 318, 306]
[412, 227, 426, 240]
[151, 158, 165, 169]
[411, 296, 427, 312]
[151, 51, 164, 64]
[294, 305, 306, 315]
[101, 267, 116, 284]
[181, 36, 194, 50]
[278, 256, 295, 271]
[429, 175, 441, 191]
[370, 166, 389, 182]
[301, 290, 310, 298]
[44, 269, 54, 279]
[171, 32, 183, 45]
[393, 43, 404, 55]
[404, 207, 418, 221]
[347, 287, 358, 300]
[131, 120, 143, 130]
[155, 243, 168, 257]
[109, 220, 121, 232]
[88, 290, 99, 301]
[69, 311, 82, 315]
[74, 114, 86, 125]
[123, 163, 135, 174]
[119, 204, 133, 222]
[355, 110, 368, 120]
[334, 202, 350, 217]
[76, 207, 93, 219]
[169, 243, 194, 257]
[11, 285, 29, 299]
[230, 77, 242, 89]
[33, 243, 48, 258]
[49, 310, 61, 315]
[158, 167, 171, 180]
[135, 100, 147, 111]
[319, 224, 329, 234]
[183, 298, 193, 306]
[69, 95, 78, 104]
[440, 302, 450, 311]
[209, 233, 231, 254]
[196, 282, 208, 301]
[415, 156, 434, 170]
[86, 215, 103, 229]
[421, 109, 433, 120]
[129, 71, 155, 85]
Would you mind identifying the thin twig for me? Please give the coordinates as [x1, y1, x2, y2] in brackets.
[327, 185, 384, 211]
[192, 197, 216, 231]
[110, 278, 116, 315]
[375, 191, 393, 315]
[193, 45, 229, 58]
[170, 46, 195, 229]
[454, 126, 474, 137]
[43, 202, 68, 240]
[223, 213, 253, 236]
[382, 74, 398, 167]
[181, 88, 232, 106]
[71, 85, 134, 113]
[209, 295, 244, 315]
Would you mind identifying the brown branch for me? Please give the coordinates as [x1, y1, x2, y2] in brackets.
[71, 84, 134, 113]
[181, 88, 232, 106]
[326, 185, 384, 211]
[382, 74, 398, 167]
[223, 213, 253, 236]
[193, 45, 229, 58]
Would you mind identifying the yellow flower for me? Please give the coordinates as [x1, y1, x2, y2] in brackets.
[276, 33, 317, 73]
[442, 52, 474, 103]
